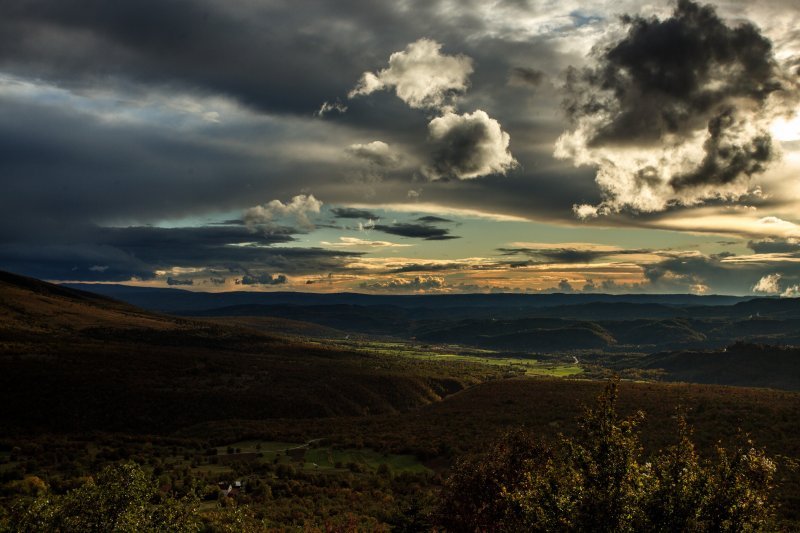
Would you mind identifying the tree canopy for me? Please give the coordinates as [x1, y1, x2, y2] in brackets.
[437, 379, 777, 532]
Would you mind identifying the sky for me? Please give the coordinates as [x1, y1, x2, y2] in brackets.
[1, 0, 800, 295]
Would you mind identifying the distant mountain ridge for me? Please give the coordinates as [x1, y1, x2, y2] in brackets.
[62, 283, 749, 312]
[61, 282, 800, 353]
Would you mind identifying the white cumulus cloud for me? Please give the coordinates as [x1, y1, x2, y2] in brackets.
[424, 110, 517, 180]
[345, 141, 401, 168]
[348, 38, 473, 110]
[360, 275, 447, 292]
[782, 285, 800, 298]
[752, 273, 782, 294]
[243, 194, 323, 231]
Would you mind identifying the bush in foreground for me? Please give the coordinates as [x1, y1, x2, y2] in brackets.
[438, 379, 776, 532]
[4, 463, 200, 532]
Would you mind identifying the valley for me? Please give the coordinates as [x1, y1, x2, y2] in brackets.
[3, 271, 800, 529]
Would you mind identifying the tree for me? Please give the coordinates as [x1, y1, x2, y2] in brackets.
[437, 379, 776, 532]
[6, 463, 200, 532]
[436, 428, 553, 531]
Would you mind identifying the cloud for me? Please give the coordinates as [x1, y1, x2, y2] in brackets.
[345, 141, 401, 168]
[782, 285, 800, 298]
[0, 224, 363, 282]
[358, 219, 376, 231]
[330, 207, 379, 220]
[498, 243, 650, 264]
[557, 279, 575, 293]
[386, 262, 465, 273]
[166, 277, 194, 286]
[321, 237, 411, 248]
[635, 251, 800, 295]
[416, 215, 453, 223]
[344, 141, 403, 189]
[508, 67, 545, 88]
[236, 272, 288, 286]
[424, 110, 517, 180]
[372, 222, 459, 240]
[556, 0, 798, 216]
[752, 273, 782, 294]
[243, 194, 323, 231]
[316, 100, 347, 117]
[348, 38, 473, 110]
[582, 279, 629, 293]
[359, 275, 446, 292]
[748, 238, 800, 254]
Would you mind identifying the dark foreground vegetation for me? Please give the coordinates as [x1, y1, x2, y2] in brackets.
[438, 381, 776, 532]
[0, 382, 783, 531]
[2, 271, 800, 530]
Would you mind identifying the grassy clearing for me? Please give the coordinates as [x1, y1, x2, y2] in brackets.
[329, 339, 583, 378]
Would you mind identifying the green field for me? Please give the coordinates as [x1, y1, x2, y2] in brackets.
[327, 339, 583, 378]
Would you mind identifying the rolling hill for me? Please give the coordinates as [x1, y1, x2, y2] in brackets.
[0, 271, 492, 435]
[641, 342, 800, 391]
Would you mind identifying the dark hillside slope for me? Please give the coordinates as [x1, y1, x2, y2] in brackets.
[0, 271, 490, 435]
[0, 270, 186, 338]
[641, 342, 800, 391]
[63, 283, 747, 312]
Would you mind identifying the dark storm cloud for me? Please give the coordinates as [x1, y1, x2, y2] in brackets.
[748, 238, 800, 254]
[236, 273, 288, 286]
[386, 262, 466, 273]
[565, 0, 783, 145]
[331, 207, 379, 220]
[166, 277, 194, 286]
[0, 98, 304, 240]
[3, 0, 799, 291]
[0, 242, 156, 282]
[0, 0, 605, 233]
[372, 223, 460, 241]
[642, 254, 738, 292]
[0, 225, 363, 282]
[669, 108, 773, 190]
[416, 215, 453, 223]
[508, 67, 545, 88]
[0, 0, 403, 115]
[638, 252, 800, 294]
[0, 0, 548, 120]
[98, 226, 294, 253]
[560, 0, 798, 215]
[497, 246, 649, 264]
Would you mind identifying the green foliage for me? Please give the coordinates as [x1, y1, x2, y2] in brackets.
[5, 463, 200, 532]
[437, 429, 551, 531]
[438, 379, 777, 532]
